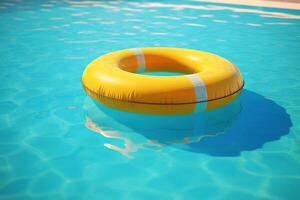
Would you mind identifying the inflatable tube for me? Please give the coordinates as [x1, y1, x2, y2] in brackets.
[82, 47, 244, 114]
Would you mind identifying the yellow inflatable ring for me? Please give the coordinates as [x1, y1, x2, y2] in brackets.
[82, 47, 244, 113]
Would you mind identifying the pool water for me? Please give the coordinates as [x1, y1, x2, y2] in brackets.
[1, 0, 300, 199]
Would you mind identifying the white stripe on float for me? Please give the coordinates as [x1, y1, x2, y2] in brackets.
[131, 48, 145, 73]
[185, 74, 207, 112]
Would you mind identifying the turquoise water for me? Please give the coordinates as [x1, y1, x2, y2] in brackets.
[1, 0, 300, 199]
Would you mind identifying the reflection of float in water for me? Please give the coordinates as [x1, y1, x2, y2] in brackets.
[85, 117, 163, 159]
[84, 95, 241, 158]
